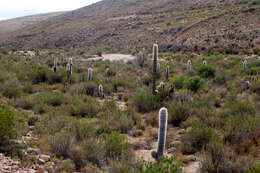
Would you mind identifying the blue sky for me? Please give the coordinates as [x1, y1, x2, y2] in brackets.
[0, 0, 101, 21]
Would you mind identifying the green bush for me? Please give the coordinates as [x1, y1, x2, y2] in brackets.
[102, 131, 130, 159]
[182, 121, 214, 154]
[47, 71, 66, 84]
[0, 107, 16, 144]
[168, 101, 191, 126]
[68, 98, 98, 118]
[170, 74, 187, 89]
[132, 88, 161, 113]
[29, 67, 49, 84]
[51, 132, 74, 158]
[184, 76, 203, 92]
[197, 65, 216, 78]
[214, 69, 228, 85]
[137, 156, 182, 173]
[3, 86, 21, 98]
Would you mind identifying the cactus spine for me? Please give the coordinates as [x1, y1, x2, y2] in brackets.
[157, 107, 168, 160]
[88, 68, 93, 81]
[98, 84, 104, 98]
[153, 44, 158, 95]
[166, 66, 169, 81]
[243, 59, 248, 71]
[187, 59, 192, 72]
[54, 58, 58, 73]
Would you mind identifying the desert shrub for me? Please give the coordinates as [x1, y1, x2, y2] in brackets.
[182, 121, 214, 154]
[102, 131, 130, 159]
[184, 76, 203, 92]
[107, 158, 137, 173]
[47, 71, 66, 84]
[99, 101, 135, 133]
[16, 96, 35, 110]
[201, 137, 230, 173]
[197, 65, 216, 78]
[253, 48, 260, 55]
[224, 113, 260, 154]
[251, 80, 260, 95]
[168, 101, 191, 126]
[137, 156, 182, 173]
[68, 95, 98, 117]
[0, 107, 16, 144]
[29, 67, 49, 84]
[28, 115, 41, 126]
[55, 159, 76, 173]
[214, 69, 228, 85]
[142, 75, 152, 86]
[249, 161, 260, 173]
[37, 92, 64, 106]
[3, 86, 21, 98]
[132, 88, 161, 113]
[170, 74, 187, 89]
[33, 103, 49, 114]
[85, 82, 96, 96]
[51, 132, 74, 158]
[226, 100, 255, 116]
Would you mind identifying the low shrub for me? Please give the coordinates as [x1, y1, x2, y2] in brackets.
[3, 86, 21, 98]
[132, 88, 161, 113]
[170, 74, 187, 89]
[197, 65, 216, 78]
[182, 121, 214, 154]
[29, 67, 49, 84]
[137, 156, 182, 173]
[0, 107, 16, 144]
[51, 132, 74, 158]
[184, 76, 203, 92]
[168, 101, 191, 126]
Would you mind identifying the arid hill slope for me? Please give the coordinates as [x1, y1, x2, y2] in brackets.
[0, 0, 259, 51]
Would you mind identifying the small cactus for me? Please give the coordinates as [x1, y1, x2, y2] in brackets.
[106, 68, 110, 76]
[246, 80, 250, 89]
[166, 66, 169, 81]
[98, 84, 104, 98]
[153, 44, 158, 95]
[137, 50, 144, 67]
[88, 68, 93, 81]
[202, 60, 207, 65]
[243, 59, 248, 71]
[152, 107, 168, 160]
[187, 59, 192, 72]
[54, 58, 58, 73]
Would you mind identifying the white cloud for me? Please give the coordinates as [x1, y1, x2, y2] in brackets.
[0, 0, 101, 20]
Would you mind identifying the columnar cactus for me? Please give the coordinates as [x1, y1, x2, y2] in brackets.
[98, 84, 104, 98]
[137, 50, 144, 67]
[153, 44, 158, 95]
[166, 66, 169, 81]
[66, 58, 73, 80]
[54, 58, 58, 73]
[88, 68, 93, 81]
[157, 63, 161, 71]
[187, 59, 192, 72]
[246, 80, 250, 89]
[157, 82, 165, 90]
[243, 59, 248, 71]
[152, 107, 168, 160]
[106, 68, 110, 76]
[202, 60, 207, 65]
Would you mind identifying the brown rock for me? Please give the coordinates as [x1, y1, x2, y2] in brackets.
[39, 154, 50, 162]
[11, 165, 19, 171]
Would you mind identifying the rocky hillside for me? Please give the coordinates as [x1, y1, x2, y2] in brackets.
[0, 12, 66, 40]
[0, 0, 260, 51]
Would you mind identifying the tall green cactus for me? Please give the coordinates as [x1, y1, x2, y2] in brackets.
[88, 68, 93, 80]
[106, 68, 110, 76]
[152, 107, 168, 160]
[54, 58, 58, 73]
[166, 66, 169, 81]
[153, 44, 158, 95]
[157, 107, 168, 159]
